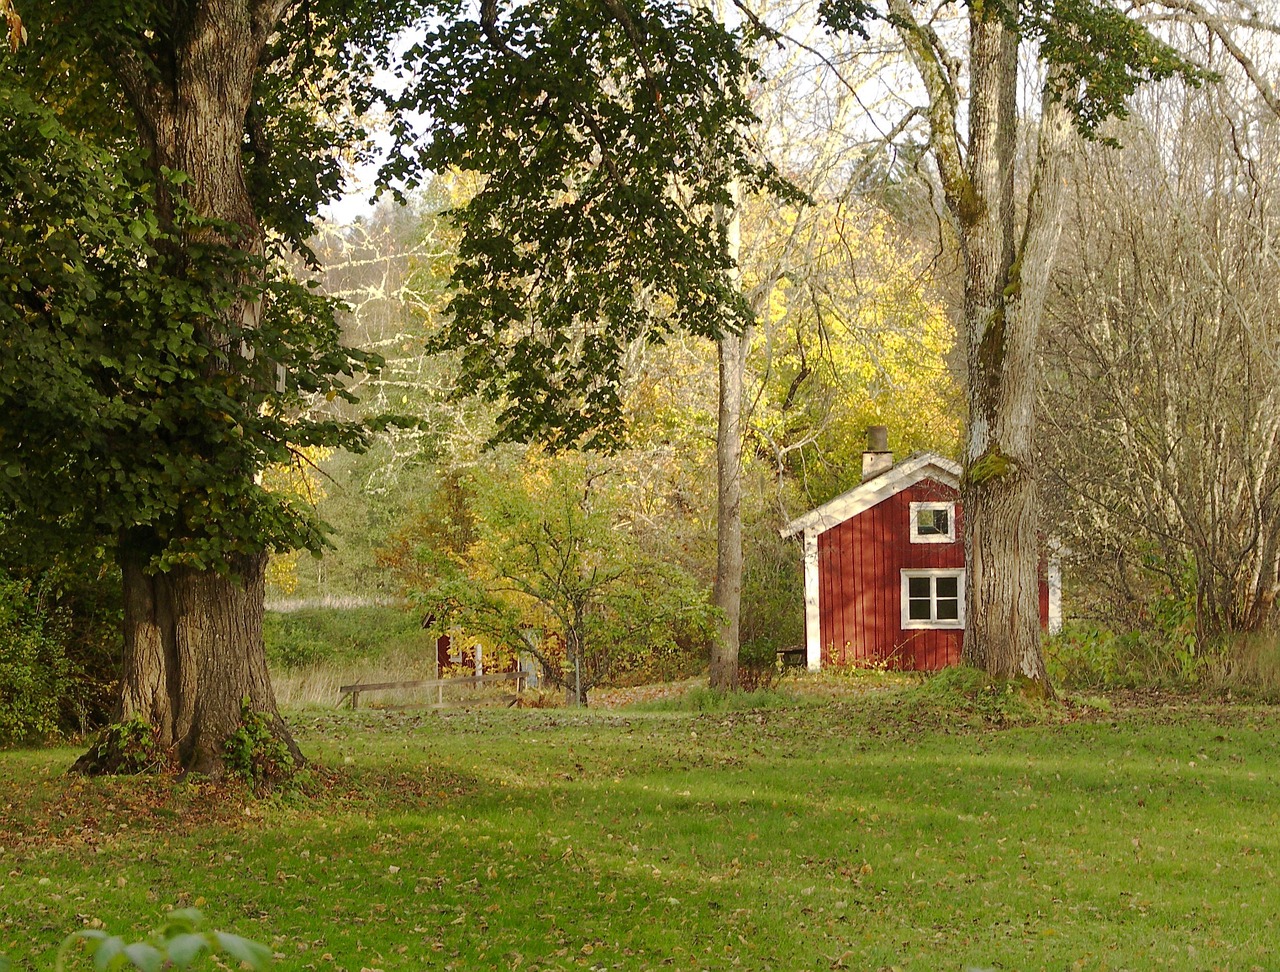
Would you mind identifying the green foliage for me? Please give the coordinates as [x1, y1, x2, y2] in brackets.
[0, 572, 75, 746]
[1045, 621, 1207, 692]
[736, 638, 787, 693]
[264, 607, 429, 670]
[393, 0, 794, 450]
[1019, 0, 1214, 139]
[738, 494, 805, 678]
[224, 701, 296, 787]
[822, 0, 1211, 140]
[0, 80, 374, 576]
[398, 453, 716, 703]
[74, 718, 167, 776]
[56, 909, 271, 971]
[0, 513, 123, 733]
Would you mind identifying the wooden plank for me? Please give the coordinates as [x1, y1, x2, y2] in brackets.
[339, 672, 525, 694]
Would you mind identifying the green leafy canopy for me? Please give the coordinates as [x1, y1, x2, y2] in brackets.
[823, 0, 1211, 139]
[0, 82, 372, 571]
[385, 0, 794, 451]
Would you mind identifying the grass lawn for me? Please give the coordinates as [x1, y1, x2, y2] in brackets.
[2, 687, 1279, 971]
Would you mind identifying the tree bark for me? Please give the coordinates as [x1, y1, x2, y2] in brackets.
[110, 541, 298, 774]
[891, 0, 1074, 690]
[77, 0, 301, 776]
[960, 70, 1073, 688]
[711, 325, 748, 690]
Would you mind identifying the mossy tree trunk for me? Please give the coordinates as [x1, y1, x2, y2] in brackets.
[891, 0, 1075, 690]
[111, 544, 298, 775]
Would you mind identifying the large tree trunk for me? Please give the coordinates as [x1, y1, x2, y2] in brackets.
[110, 542, 298, 774]
[891, 0, 1072, 690]
[959, 55, 1073, 688]
[76, 0, 301, 776]
[956, 7, 1043, 684]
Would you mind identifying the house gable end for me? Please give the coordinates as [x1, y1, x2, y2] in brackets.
[780, 453, 961, 540]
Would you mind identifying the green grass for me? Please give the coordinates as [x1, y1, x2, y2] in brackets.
[3, 696, 1280, 970]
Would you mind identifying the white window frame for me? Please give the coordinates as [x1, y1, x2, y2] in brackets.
[909, 501, 956, 544]
[901, 568, 966, 629]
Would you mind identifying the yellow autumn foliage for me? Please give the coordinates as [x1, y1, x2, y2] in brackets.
[261, 446, 333, 595]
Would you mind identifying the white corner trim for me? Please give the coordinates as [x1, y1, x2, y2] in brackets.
[803, 530, 821, 671]
[780, 453, 961, 539]
[908, 501, 957, 544]
[900, 568, 966, 629]
[1048, 556, 1063, 635]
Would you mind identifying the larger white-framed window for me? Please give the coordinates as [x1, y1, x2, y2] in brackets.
[901, 569, 966, 629]
[909, 501, 956, 543]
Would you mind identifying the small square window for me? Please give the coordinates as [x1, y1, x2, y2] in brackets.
[901, 569, 966, 629]
[909, 502, 957, 543]
[917, 507, 948, 535]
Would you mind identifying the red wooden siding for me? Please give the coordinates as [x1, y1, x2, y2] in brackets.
[816, 477, 1050, 670]
[817, 478, 963, 671]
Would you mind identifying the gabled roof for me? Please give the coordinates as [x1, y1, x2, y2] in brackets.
[780, 452, 961, 539]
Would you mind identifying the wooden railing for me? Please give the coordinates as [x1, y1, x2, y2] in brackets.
[338, 671, 528, 710]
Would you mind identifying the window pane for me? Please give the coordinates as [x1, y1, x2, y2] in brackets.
[936, 598, 959, 621]
[916, 509, 940, 534]
[908, 577, 931, 599]
[932, 508, 949, 535]
[935, 575, 958, 599]
[909, 598, 932, 621]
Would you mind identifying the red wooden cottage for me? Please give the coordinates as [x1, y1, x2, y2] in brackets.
[781, 427, 1061, 672]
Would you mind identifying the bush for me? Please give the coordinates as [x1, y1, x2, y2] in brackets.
[902, 666, 1054, 725]
[72, 717, 167, 775]
[263, 606, 430, 670]
[0, 573, 76, 746]
[1045, 619, 1205, 691]
[737, 637, 785, 692]
[224, 701, 296, 787]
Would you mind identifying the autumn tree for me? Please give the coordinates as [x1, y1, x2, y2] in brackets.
[805, 0, 1280, 688]
[395, 455, 715, 706]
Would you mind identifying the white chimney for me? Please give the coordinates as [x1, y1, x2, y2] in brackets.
[861, 425, 893, 481]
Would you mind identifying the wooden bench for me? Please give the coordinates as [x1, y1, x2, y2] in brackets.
[339, 671, 528, 710]
[776, 647, 808, 668]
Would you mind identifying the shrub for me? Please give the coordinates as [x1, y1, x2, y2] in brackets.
[72, 718, 168, 775]
[737, 637, 785, 692]
[224, 700, 296, 787]
[263, 606, 429, 670]
[0, 573, 76, 746]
